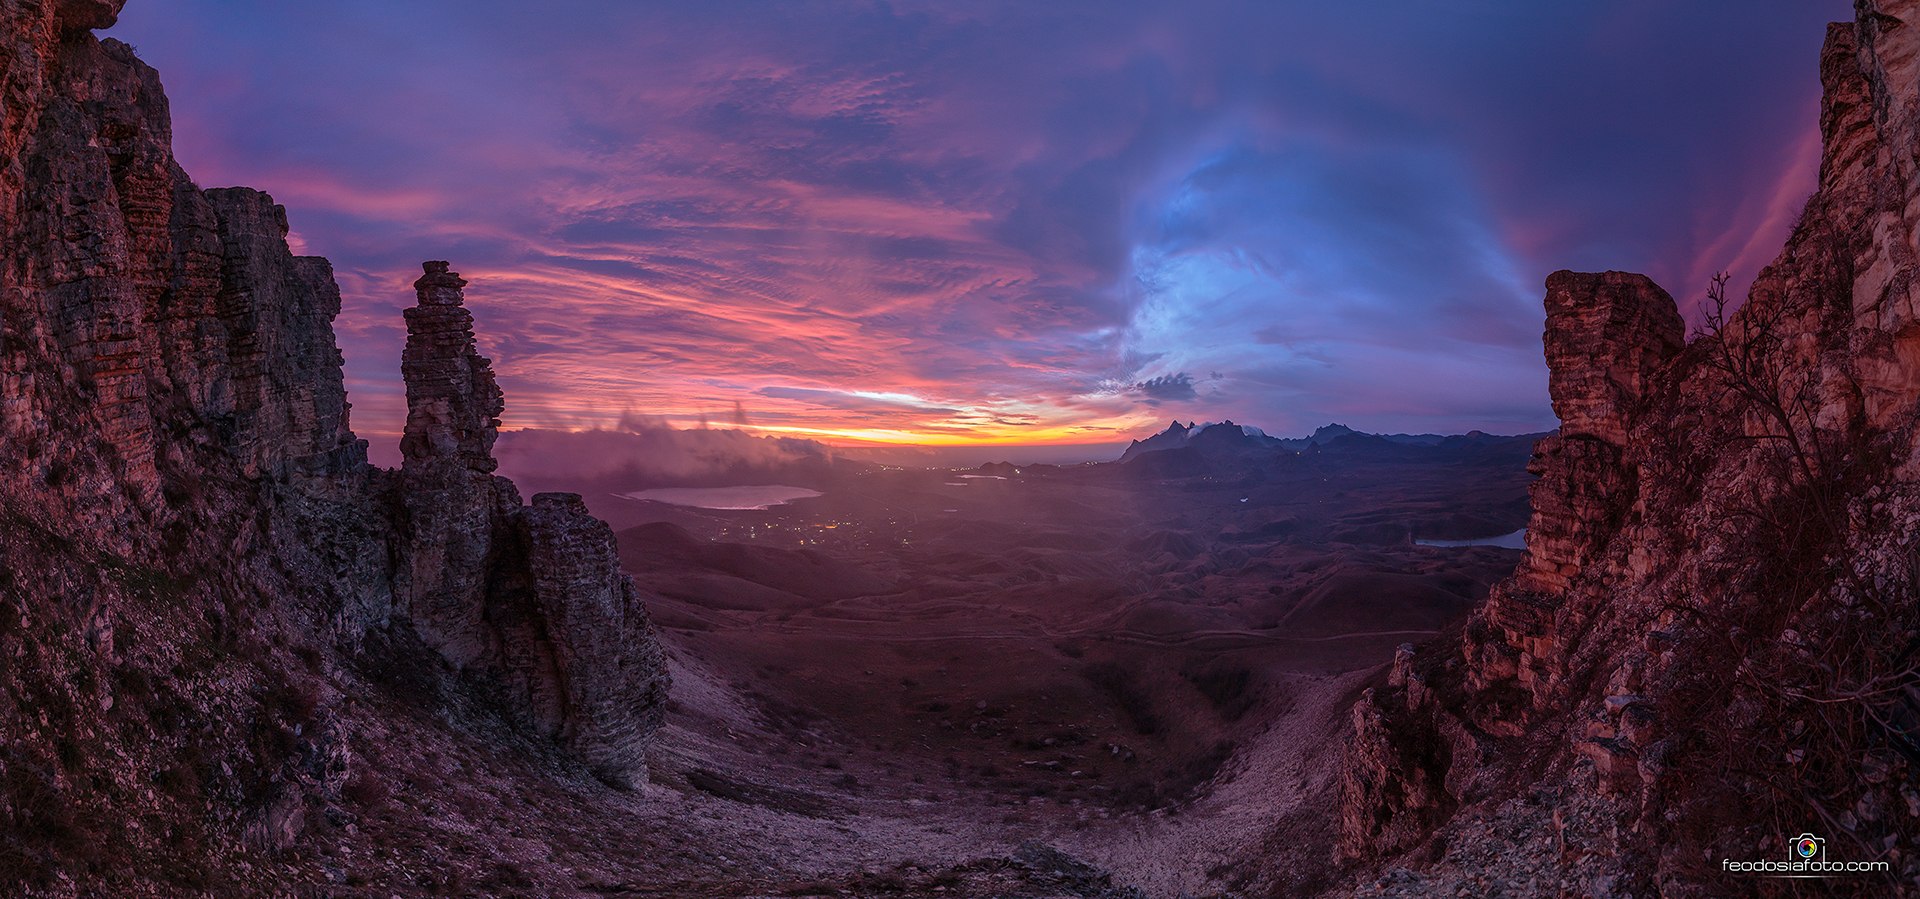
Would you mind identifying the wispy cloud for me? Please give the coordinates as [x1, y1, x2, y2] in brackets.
[112, 0, 1842, 443]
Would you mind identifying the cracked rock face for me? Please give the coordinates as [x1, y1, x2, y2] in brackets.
[518, 492, 670, 788]
[205, 187, 365, 480]
[1541, 271, 1685, 448]
[54, 0, 123, 33]
[397, 262, 515, 668]
[1457, 272, 1686, 717]
[401, 261, 502, 471]
[395, 261, 670, 786]
[0, 0, 669, 868]
[1335, 2, 1920, 893]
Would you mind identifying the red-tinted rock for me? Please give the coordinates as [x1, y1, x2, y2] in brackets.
[1542, 271, 1685, 447]
[54, 0, 123, 33]
[1337, 3, 1920, 892]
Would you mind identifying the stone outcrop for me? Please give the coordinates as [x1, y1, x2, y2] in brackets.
[514, 492, 670, 787]
[401, 261, 503, 470]
[1540, 272, 1686, 447]
[205, 187, 365, 480]
[53, 0, 121, 33]
[1336, 2, 1920, 893]
[0, 0, 669, 884]
[1336, 648, 1455, 862]
[394, 261, 669, 786]
[397, 262, 513, 668]
[1460, 272, 1686, 721]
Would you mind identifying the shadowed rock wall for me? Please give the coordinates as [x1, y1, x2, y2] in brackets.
[1337, 2, 1920, 893]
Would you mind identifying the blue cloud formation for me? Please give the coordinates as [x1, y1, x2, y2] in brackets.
[111, 0, 1844, 442]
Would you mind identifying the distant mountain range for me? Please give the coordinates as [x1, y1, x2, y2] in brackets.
[490, 420, 1544, 494]
[1117, 420, 1530, 463]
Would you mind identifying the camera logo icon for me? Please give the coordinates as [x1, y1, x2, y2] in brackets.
[1791, 833, 1824, 860]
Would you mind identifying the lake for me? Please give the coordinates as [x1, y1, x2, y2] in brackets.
[1416, 528, 1527, 549]
[619, 485, 823, 510]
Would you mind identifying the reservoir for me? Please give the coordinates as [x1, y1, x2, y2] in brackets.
[619, 485, 823, 510]
[1416, 528, 1527, 549]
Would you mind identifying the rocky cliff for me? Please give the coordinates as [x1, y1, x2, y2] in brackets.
[0, 0, 666, 888]
[1337, 2, 1920, 895]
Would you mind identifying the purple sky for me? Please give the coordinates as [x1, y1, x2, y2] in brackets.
[109, 1, 1844, 445]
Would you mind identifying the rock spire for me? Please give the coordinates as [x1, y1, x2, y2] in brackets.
[400, 261, 503, 471]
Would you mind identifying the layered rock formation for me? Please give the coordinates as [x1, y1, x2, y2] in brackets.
[395, 261, 669, 787]
[398, 261, 513, 668]
[0, 0, 666, 885]
[514, 492, 670, 785]
[1338, 2, 1920, 894]
[1460, 272, 1687, 724]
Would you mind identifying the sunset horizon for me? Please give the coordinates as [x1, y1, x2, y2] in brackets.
[108, 2, 1838, 447]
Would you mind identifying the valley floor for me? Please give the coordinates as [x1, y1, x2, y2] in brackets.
[543, 444, 1535, 896]
[18, 442, 1528, 898]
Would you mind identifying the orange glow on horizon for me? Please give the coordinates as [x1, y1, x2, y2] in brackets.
[742, 422, 1137, 447]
